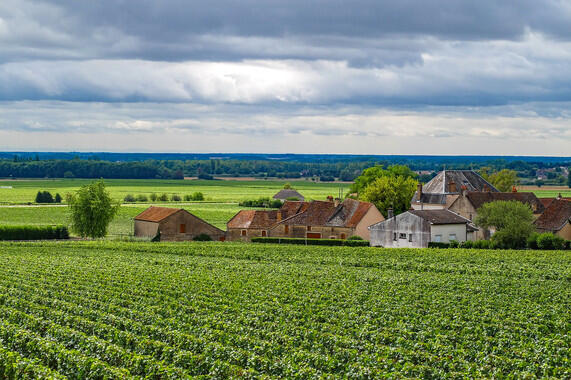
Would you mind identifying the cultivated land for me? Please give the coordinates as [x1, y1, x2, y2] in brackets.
[0, 241, 569, 378]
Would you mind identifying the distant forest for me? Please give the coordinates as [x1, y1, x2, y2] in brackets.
[0, 153, 569, 183]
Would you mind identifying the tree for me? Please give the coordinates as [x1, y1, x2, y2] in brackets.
[475, 200, 534, 249]
[283, 182, 292, 189]
[350, 165, 417, 195]
[54, 193, 62, 203]
[488, 169, 519, 192]
[361, 175, 418, 217]
[68, 180, 120, 238]
[568, 169, 571, 189]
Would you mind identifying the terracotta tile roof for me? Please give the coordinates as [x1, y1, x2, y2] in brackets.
[534, 199, 571, 232]
[276, 199, 376, 228]
[227, 210, 281, 229]
[327, 198, 374, 228]
[539, 197, 571, 209]
[273, 189, 304, 200]
[466, 192, 544, 214]
[134, 206, 181, 222]
[277, 200, 336, 226]
[280, 201, 310, 218]
[409, 209, 473, 225]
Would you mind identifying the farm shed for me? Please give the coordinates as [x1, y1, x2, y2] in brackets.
[369, 209, 476, 248]
[273, 189, 305, 202]
[134, 206, 225, 241]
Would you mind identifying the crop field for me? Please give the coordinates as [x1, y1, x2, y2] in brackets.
[0, 241, 569, 378]
[0, 179, 345, 205]
[0, 203, 244, 233]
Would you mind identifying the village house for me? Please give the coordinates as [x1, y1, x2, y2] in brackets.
[134, 206, 225, 241]
[447, 188, 545, 239]
[369, 209, 476, 248]
[226, 201, 308, 241]
[272, 189, 305, 202]
[534, 198, 571, 240]
[270, 198, 384, 240]
[411, 169, 499, 210]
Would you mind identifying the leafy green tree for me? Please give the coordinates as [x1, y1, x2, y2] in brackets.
[568, 170, 571, 188]
[488, 169, 519, 192]
[361, 175, 418, 217]
[350, 165, 417, 194]
[283, 182, 292, 189]
[475, 200, 534, 249]
[68, 180, 120, 238]
[54, 193, 62, 203]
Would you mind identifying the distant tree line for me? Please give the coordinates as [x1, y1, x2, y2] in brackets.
[0, 157, 568, 182]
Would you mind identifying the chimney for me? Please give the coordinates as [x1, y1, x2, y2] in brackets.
[334, 197, 341, 207]
[512, 186, 517, 193]
[461, 184, 468, 197]
[277, 211, 282, 221]
[417, 183, 423, 201]
[387, 208, 394, 219]
[557, 193, 562, 200]
[448, 181, 457, 193]
[483, 184, 490, 192]
[327, 195, 334, 202]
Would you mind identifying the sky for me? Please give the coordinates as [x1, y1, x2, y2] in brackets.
[0, 1, 570, 155]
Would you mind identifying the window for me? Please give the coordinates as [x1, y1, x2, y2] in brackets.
[393, 233, 397, 241]
[261, 230, 267, 237]
[434, 235, 442, 242]
[340, 233, 346, 239]
[241, 230, 247, 236]
[408, 234, 413, 242]
[285, 225, 289, 234]
[449, 234, 457, 241]
[179, 224, 186, 233]
[399, 233, 407, 239]
[307, 226, 311, 231]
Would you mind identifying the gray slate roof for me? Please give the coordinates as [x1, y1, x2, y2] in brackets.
[273, 189, 304, 200]
[412, 170, 498, 203]
[409, 209, 473, 225]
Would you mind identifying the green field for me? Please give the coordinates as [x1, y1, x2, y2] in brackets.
[0, 179, 345, 205]
[0, 203, 244, 233]
[0, 242, 569, 378]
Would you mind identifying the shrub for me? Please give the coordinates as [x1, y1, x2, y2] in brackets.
[124, 194, 136, 202]
[198, 173, 214, 180]
[428, 242, 450, 248]
[239, 197, 280, 208]
[347, 235, 364, 240]
[158, 193, 169, 202]
[472, 240, 494, 249]
[35, 191, 54, 203]
[191, 192, 204, 201]
[0, 225, 69, 240]
[136, 194, 148, 202]
[171, 194, 181, 202]
[251, 237, 369, 247]
[536, 233, 566, 250]
[526, 232, 540, 249]
[459, 240, 474, 248]
[475, 200, 534, 249]
[449, 240, 460, 248]
[193, 234, 213, 241]
[54, 193, 62, 203]
[183, 194, 192, 201]
[149, 193, 158, 202]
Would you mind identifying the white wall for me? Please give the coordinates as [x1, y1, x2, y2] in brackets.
[431, 224, 467, 243]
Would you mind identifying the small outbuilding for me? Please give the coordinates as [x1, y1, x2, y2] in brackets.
[368, 209, 476, 248]
[134, 206, 225, 241]
[273, 189, 305, 202]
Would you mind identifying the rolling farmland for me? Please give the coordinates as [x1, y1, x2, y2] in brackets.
[0, 241, 569, 378]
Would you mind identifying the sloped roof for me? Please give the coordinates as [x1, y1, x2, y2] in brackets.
[534, 199, 571, 232]
[279, 200, 310, 218]
[134, 207, 181, 222]
[273, 189, 304, 200]
[227, 210, 281, 229]
[419, 170, 498, 196]
[413, 193, 448, 204]
[278, 200, 336, 226]
[409, 209, 472, 225]
[326, 198, 375, 228]
[466, 192, 545, 214]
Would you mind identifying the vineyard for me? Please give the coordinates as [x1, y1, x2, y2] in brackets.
[0, 241, 569, 378]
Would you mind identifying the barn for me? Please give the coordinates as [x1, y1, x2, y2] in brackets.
[134, 206, 225, 241]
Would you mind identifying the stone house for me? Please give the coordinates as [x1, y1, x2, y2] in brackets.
[411, 170, 499, 210]
[447, 190, 545, 240]
[273, 189, 305, 202]
[226, 201, 308, 241]
[369, 209, 476, 248]
[134, 206, 225, 241]
[534, 198, 571, 240]
[270, 198, 384, 240]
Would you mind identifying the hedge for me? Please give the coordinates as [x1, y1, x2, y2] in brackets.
[0, 225, 69, 241]
[251, 237, 369, 247]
